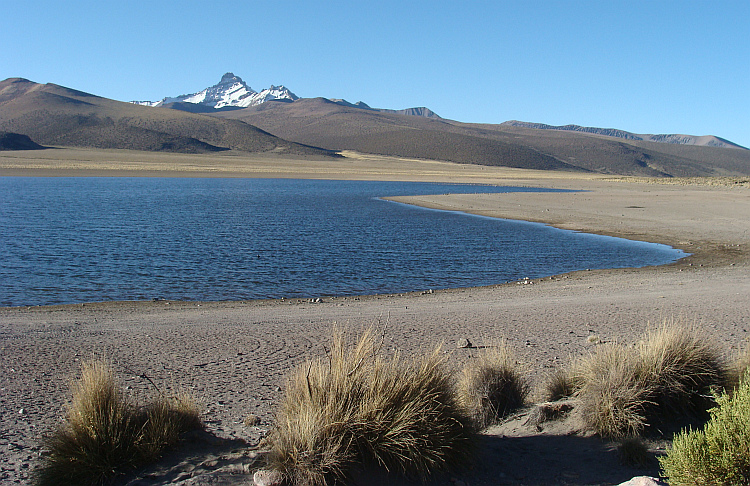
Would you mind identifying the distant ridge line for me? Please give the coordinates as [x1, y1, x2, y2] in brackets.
[501, 120, 747, 150]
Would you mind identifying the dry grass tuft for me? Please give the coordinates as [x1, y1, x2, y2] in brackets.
[244, 413, 261, 428]
[139, 394, 202, 462]
[266, 329, 474, 486]
[544, 368, 579, 402]
[728, 342, 750, 391]
[35, 360, 201, 486]
[637, 323, 726, 419]
[457, 343, 529, 430]
[575, 344, 653, 438]
[573, 321, 727, 438]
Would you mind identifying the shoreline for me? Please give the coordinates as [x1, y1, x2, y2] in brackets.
[2, 149, 750, 484]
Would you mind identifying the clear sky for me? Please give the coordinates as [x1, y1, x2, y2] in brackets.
[3, 0, 749, 148]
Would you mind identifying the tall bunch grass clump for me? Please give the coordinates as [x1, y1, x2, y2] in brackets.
[574, 344, 653, 438]
[36, 360, 201, 486]
[266, 329, 474, 486]
[638, 324, 726, 418]
[572, 321, 727, 438]
[659, 372, 750, 485]
[457, 343, 529, 430]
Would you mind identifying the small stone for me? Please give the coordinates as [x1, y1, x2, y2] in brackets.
[457, 338, 472, 349]
[254, 469, 285, 486]
[616, 477, 668, 486]
[586, 335, 601, 344]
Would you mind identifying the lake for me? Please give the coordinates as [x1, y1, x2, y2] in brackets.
[0, 177, 687, 307]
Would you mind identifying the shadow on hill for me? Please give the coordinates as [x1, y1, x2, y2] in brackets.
[0, 132, 46, 151]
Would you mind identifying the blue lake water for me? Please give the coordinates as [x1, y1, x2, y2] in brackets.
[0, 177, 687, 307]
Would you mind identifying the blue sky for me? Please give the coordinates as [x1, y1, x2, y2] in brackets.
[3, 1, 748, 147]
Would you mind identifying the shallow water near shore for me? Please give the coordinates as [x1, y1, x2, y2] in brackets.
[0, 177, 687, 306]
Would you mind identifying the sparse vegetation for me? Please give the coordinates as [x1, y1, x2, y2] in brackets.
[659, 372, 750, 485]
[266, 329, 474, 486]
[35, 360, 201, 486]
[457, 343, 529, 430]
[571, 322, 727, 438]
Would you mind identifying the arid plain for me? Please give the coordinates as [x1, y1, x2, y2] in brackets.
[2, 148, 750, 484]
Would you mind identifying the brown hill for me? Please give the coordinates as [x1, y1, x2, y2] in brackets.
[214, 98, 578, 171]
[214, 98, 750, 177]
[0, 78, 338, 157]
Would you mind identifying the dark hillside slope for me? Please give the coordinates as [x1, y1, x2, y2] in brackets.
[0, 78, 337, 157]
[456, 123, 750, 177]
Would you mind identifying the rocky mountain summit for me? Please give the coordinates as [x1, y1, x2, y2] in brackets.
[133, 73, 298, 110]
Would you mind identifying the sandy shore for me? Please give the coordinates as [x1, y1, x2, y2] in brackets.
[2, 148, 750, 484]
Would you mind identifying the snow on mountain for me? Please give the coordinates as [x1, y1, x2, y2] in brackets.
[136, 73, 298, 110]
[131, 100, 160, 107]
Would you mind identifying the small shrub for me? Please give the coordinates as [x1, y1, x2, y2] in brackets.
[36, 360, 201, 486]
[457, 343, 529, 429]
[659, 372, 750, 485]
[266, 329, 474, 486]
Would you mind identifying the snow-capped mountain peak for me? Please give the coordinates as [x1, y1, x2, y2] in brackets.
[138, 73, 298, 109]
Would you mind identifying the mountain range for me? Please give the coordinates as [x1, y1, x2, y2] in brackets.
[1, 74, 749, 177]
[139, 73, 743, 151]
